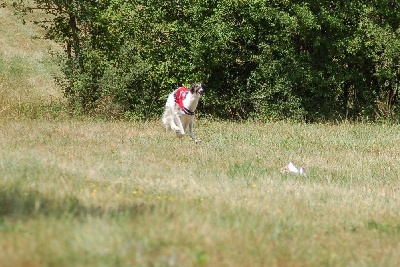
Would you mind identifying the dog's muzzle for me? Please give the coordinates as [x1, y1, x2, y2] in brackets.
[198, 88, 205, 96]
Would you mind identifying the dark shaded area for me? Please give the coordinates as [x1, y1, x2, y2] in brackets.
[0, 187, 153, 219]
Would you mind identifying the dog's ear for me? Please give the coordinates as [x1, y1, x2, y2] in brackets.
[190, 82, 205, 96]
[190, 83, 196, 94]
[192, 82, 203, 89]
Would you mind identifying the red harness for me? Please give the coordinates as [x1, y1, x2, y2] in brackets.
[174, 87, 195, 115]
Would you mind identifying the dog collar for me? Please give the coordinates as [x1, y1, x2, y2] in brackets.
[175, 87, 196, 115]
[183, 107, 195, 115]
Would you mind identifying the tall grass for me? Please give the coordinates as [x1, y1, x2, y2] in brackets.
[0, 3, 64, 119]
[1, 119, 400, 266]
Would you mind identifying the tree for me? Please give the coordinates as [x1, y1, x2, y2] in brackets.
[8, 0, 400, 121]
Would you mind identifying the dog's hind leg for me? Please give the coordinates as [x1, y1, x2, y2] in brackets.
[162, 108, 172, 130]
[162, 106, 180, 133]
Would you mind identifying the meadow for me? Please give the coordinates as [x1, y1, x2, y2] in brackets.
[1, 4, 400, 267]
[2, 117, 400, 266]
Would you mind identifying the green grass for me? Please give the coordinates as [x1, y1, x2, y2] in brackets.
[1, 119, 400, 266]
[2, 3, 400, 266]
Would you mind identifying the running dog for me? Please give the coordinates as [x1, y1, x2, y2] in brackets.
[162, 83, 204, 143]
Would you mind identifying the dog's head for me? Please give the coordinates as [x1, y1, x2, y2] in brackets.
[190, 83, 205, 97]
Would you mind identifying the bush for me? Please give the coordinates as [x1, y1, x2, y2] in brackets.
[12, 0, 400, 122]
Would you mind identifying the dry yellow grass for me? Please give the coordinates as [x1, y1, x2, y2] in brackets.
[0, 2, 62, 118]
[1, 118, 400, 266]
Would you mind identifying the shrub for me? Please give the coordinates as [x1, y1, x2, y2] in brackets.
[11, 0, 400, 122]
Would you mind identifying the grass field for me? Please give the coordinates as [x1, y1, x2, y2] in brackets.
[1, 119, 400, 266]
[1, 3, 400, 267]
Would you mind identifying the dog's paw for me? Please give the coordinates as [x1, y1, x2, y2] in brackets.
[176, 132, 184, 138]
[194, 139, 201, 144]
[176, 129, 185, 135]
[172, 127, 183, 134]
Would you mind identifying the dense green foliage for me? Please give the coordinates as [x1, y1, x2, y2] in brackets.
[10, 0, 400, 121]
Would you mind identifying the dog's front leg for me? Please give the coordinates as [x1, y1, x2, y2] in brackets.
[173, 113, 185, 137]
[189, 118, 200, 143]
[167, 108, 182, 134]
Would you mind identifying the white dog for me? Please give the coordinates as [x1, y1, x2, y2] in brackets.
[162, 83, 204, 143]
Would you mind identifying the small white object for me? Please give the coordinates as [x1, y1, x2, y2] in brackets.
[287, 162, 298, 173]
[281, 161, 306, 176]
